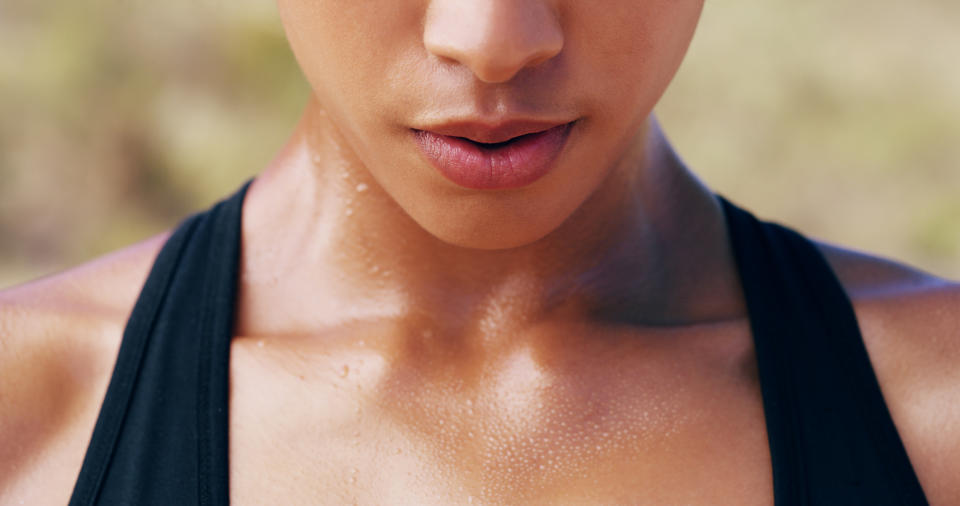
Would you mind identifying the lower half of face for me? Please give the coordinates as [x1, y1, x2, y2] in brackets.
[276, 0, 705, 250]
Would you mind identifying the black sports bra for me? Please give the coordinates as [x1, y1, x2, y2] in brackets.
[68, 181, 929, 505]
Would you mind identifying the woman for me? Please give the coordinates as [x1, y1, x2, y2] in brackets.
[1, 0, 958, 504]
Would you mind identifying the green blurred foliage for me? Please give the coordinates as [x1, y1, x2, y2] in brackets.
[0, 0, 957, 288]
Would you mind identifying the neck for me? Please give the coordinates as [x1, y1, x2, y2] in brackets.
[235, 98, 744, 344]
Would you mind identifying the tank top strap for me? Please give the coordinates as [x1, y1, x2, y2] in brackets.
[68, 180, 251, 506]
[719, 196, 928, 505]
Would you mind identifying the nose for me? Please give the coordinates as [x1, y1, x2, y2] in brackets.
[423, 0, 564, 84]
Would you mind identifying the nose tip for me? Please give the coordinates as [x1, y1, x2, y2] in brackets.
[423, 1, 564, 84]
[461, 48, 562, 85]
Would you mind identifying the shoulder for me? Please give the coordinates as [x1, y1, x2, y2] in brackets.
[817, 241, 960, 504]
[0, 232, 168, 502]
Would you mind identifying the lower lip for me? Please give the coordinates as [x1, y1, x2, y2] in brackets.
[413, 123, 574, 190]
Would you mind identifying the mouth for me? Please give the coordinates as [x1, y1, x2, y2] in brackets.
[459, 131, 543, 150]
[412, 120, 576, 190]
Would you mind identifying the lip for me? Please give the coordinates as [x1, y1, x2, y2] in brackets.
[412, 120, 576, 190]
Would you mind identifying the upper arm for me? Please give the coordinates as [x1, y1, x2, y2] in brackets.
[0, 233, 167, 502]
[859, 283, 960, 506]
[0, 284, 121, 499]
[818, 242, 960, 504]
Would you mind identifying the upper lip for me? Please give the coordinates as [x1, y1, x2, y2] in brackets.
[414, 119, 574, 144]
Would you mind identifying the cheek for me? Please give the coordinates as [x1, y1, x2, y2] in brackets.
[568, 0, 704, 120]
[276, 1, 424, 128]
[275, 1, 440, 197]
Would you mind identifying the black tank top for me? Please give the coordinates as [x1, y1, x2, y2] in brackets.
[67, 181, 929, 505]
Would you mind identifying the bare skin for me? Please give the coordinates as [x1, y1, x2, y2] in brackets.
[2, 0, 959, 504]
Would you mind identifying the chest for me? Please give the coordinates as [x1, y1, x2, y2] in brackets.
[226, 330, 774, 505]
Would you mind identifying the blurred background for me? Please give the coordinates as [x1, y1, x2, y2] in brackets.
[0, 0, 957, 288]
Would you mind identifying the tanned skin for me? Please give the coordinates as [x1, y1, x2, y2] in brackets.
[2, 0, 958, 504]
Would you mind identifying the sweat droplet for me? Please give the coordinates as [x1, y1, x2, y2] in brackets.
[355, 183, 368, 192]
[345, 208, 354, 217]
